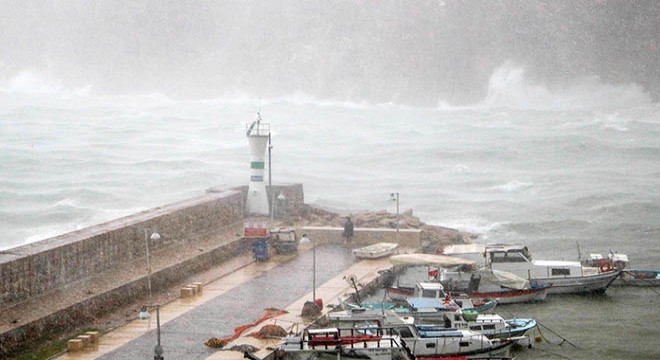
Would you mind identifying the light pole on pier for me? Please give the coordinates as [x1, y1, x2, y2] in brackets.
[139, 304, 164, 360]
[299, 234, 316, 300]
[268, 131, 274, 221]
[143, 229, 161, 299]
[390, 193, 400, 241]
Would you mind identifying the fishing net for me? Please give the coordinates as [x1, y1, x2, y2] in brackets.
[205, 308, 288, 348]
[248, 324, 288, 339]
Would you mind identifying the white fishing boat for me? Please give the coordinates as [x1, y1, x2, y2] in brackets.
[327, 308, 534, 347]
[394, 324, 516, 359]
[353, 242, 399, 259]
[442, 243, 622, 294]
[384, 282, 498, 315]
[277, 323, 516, 360]
[272, 327, 411, 360]
[439, 268, 550, 304]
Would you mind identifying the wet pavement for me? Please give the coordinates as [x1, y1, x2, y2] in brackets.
[98, 245, 355, 360]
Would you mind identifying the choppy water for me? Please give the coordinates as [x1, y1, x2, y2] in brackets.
[1, 72, 659, 358]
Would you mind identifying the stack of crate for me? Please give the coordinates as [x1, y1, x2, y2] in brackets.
[180, 281, 203, 298]
[67, 331, 100, 352]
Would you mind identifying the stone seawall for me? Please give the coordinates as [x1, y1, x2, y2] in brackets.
[0, 189, 245, 309]
[0, 184, 304, 357]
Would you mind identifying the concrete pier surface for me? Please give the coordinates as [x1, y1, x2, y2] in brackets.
[54, 244, 398, 360]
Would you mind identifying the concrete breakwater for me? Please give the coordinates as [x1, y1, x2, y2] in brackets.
[0, 183, 463, 357]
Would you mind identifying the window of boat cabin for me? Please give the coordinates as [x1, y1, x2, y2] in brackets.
[551, 268, 571, 276]
[393, 326, 414, 338]
[421, 289, 439, 298]
[490, 251, 528, 263]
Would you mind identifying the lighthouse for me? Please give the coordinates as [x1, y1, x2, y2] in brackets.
[245, 113, 270, 215]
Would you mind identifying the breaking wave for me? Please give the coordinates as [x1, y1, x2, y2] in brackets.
[481, 62, 653, 110]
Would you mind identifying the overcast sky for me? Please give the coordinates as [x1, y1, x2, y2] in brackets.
[1, 0, 657, 105]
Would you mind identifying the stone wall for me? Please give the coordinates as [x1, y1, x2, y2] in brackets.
[0, 189, 245, 310]
[298, 226, 422, 248]
[0, 237, 251, 356]
[0, 184, 308, 357]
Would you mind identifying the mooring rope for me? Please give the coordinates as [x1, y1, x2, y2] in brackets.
[620, 271, 660, 296]
[536, 321, 578, 348]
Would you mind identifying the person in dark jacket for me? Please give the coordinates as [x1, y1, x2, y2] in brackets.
[342, 216, 354, 243]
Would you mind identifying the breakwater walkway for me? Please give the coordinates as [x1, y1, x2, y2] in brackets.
[55, 244, 395, 360]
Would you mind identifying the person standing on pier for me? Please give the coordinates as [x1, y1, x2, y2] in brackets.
[342, 216, 354, 243]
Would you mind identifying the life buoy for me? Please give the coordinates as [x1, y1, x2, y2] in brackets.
[598, 259, 612, 272]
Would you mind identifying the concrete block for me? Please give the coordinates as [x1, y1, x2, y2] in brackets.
[181, 287, 194, 298]
[187, 285, 197, 295]
[77, 334, 91, 347]
[85, 331, 100, 343]
[67, 339, 84, 352]
[191, 281, 203, 293]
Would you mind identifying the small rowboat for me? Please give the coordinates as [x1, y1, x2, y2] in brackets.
[353, 242, 399, 259]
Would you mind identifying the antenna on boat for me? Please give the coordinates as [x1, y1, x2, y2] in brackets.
[576, 241, 582, 262]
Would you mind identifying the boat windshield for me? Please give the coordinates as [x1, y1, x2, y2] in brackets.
[490, 251, 529, 263]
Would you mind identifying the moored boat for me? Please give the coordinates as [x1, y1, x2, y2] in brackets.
[386, 280, 499, 315]
[442, 243, 621, 294]
[353, 242, 400, 259]
[327, 307, 535, 348]
[439, 268, 550, 304]
[271, 327, 412, 360]
[281, 323, 517, 360]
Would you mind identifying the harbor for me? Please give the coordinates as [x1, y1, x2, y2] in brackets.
[43, 222, 660, 360]
[1, 115, 658, 360]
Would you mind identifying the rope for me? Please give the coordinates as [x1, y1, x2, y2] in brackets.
[536, 322, 578, 348]
[620, 271, 660, 295]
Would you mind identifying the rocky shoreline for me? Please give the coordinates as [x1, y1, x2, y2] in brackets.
[291, 206, 475, 252]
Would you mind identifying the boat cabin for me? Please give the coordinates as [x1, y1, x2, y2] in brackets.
[415, 282, 448, 299]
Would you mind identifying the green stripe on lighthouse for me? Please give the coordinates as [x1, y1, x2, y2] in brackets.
[250, 161, 265, 169]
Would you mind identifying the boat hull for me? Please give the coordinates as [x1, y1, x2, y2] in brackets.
[530, 270, 621, 294]
[466, 286, 549, 304]
[353, 242, 400, 259]
[385, 286, 415, 301]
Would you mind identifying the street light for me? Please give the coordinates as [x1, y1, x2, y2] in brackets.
[143, 229, 161, 299]
[139, 304, 164, 360]
[390, 193, 400, 242]
[276, 192, 286, 218]
[268, 130, 274, 221]
[299, 234, 316, 300]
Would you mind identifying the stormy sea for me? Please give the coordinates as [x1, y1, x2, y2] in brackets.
[1, 66, 659, 359]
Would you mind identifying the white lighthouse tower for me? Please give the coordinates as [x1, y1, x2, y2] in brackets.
[245, 113, 270, 215]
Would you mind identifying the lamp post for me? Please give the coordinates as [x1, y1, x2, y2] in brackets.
[299, 234, 316, 300]
[143, 229, 161, 299]
[268, 131, 274, 221]
[139, 304, 164, 360]
[277, 192, 286, 219]
[390, 193, 400, 240]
